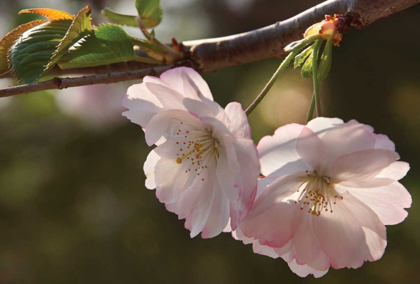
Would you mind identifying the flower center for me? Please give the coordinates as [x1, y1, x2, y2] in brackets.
[294, 171, 343, 216]
[174, 121, 219, 181]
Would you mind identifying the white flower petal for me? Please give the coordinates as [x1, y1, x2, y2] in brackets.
[318, 123, 376, 172]
[306, 117, 344, 134]
[144, 150, 160, 189]
[165, 174, 202, 219]
[338, 182, 411, 225]
[296, 127, 324, 171]
[122, 83, 162, 127]
[376, 161, 409, 180]
[189, 165, 217, 238]
[225, 102, 251, 139]
[154, 158, 185, 203]
[374, 134, 395, 150]
[145, 82, 186, 110]
[312, 192, 386, 269]
[160, 67, 213, 100]
[144, 109, 201, 146]
[248, 172, 306, 218]
[183, 98, 217, 118]
[287, 260, 329, 278]
[330, 149, 400, 187]
[252, 241, 280, 259]
[216, 146, 240, 202]
[290, 208, 330, 271]
[257, 124, 308, 177]
[230, 138, 260, 223]
[240, 201, 296, 249]
[201, 181, 230, 239]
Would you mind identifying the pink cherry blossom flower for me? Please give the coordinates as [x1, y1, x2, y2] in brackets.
[122, 67, 260, 238]
[235, 117, 411, 277]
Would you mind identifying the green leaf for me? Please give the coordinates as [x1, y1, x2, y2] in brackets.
[318, 39, 333, 80]
[0, 20, 46, 75]
[41, 6, 92, 77]
[101, 8, 138, 27]
[19, 8, 74, 21]
[301, 51, 313, 79]
[58, 24, 159, 69]
[294, 46, 312, 69]
[9, 20, 72, 84]
[135, 0, 162, 29]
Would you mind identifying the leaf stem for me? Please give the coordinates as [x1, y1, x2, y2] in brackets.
[245, 34, 319, 116]
[306, 93, 316, 123]
[306, 39, 323, 122]
[312, 40, 323, 117]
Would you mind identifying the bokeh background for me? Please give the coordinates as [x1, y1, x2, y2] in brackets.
[0, 0, 419, 283]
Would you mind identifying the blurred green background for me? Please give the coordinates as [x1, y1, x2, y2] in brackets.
[0, 0, 419, 283]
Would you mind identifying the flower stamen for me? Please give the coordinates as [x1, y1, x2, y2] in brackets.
[295, 171, 343, 216]
[173, 121, 219, 181]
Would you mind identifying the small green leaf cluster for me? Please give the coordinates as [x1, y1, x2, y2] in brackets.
[291, 37, 333, 80]
[0, 0, 182, 84]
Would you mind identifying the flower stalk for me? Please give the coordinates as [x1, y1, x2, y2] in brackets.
[245, 34, 320, 116]
[306, 39, 323, 122]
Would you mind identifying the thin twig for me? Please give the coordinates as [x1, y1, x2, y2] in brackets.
[0, 65, 173, 98]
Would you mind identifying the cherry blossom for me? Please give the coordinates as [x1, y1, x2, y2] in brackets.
[235, 117, 411, 277]
[122, 67, 260, 238]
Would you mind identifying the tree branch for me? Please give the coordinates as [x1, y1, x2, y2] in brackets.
[0, 65, 174, 98]
[183, 0, 419, 72]
[0, 0, 418, 97]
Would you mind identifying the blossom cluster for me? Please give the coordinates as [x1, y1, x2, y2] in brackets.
[122, 67, 411, 278]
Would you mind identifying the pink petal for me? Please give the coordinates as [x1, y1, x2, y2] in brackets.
[318, 123, 376, 173]
[144, 150, 160, 189]
[338, 182, 411, 225]
[290, 207, 330, 271]
[296, 127, 324, 171]
[160, 67, 213, 100]
[330, 149, 400, 187]
[230, 138, 260, 223]
[183, 98, 215, 118]
[145, 82, 185, 110]
[240, 202, 295, 248]
[306, 117, 344, 135]
[122, 83, 162, 127]
[216, 143, 241, 203]
[287, 260, 329, 278]
[257, 124, 308, 177]
[189, 165, 217, 237]
[252, 241, 280, 259]
[154, 158, 187, 203]
[201, 181, 230, 239]
[144, 110, 201, 146]
[200, 116, 232, 136]
[165, 174, 203, 219]
[374, 134, 395, 151]
[376, 161, 410, 181]
[247, 172, 306, 218]
[312, 192, 386, 269]
[224, 102, 252, 139]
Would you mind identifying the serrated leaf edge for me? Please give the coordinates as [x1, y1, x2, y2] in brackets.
[19, 8, 74, 21]
[39, 6, 92, 80]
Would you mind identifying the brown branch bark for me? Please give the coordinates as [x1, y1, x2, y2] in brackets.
[183, 0, 420, 72]
[0, 0, 418, 98]
[0, 65, 174, 98]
